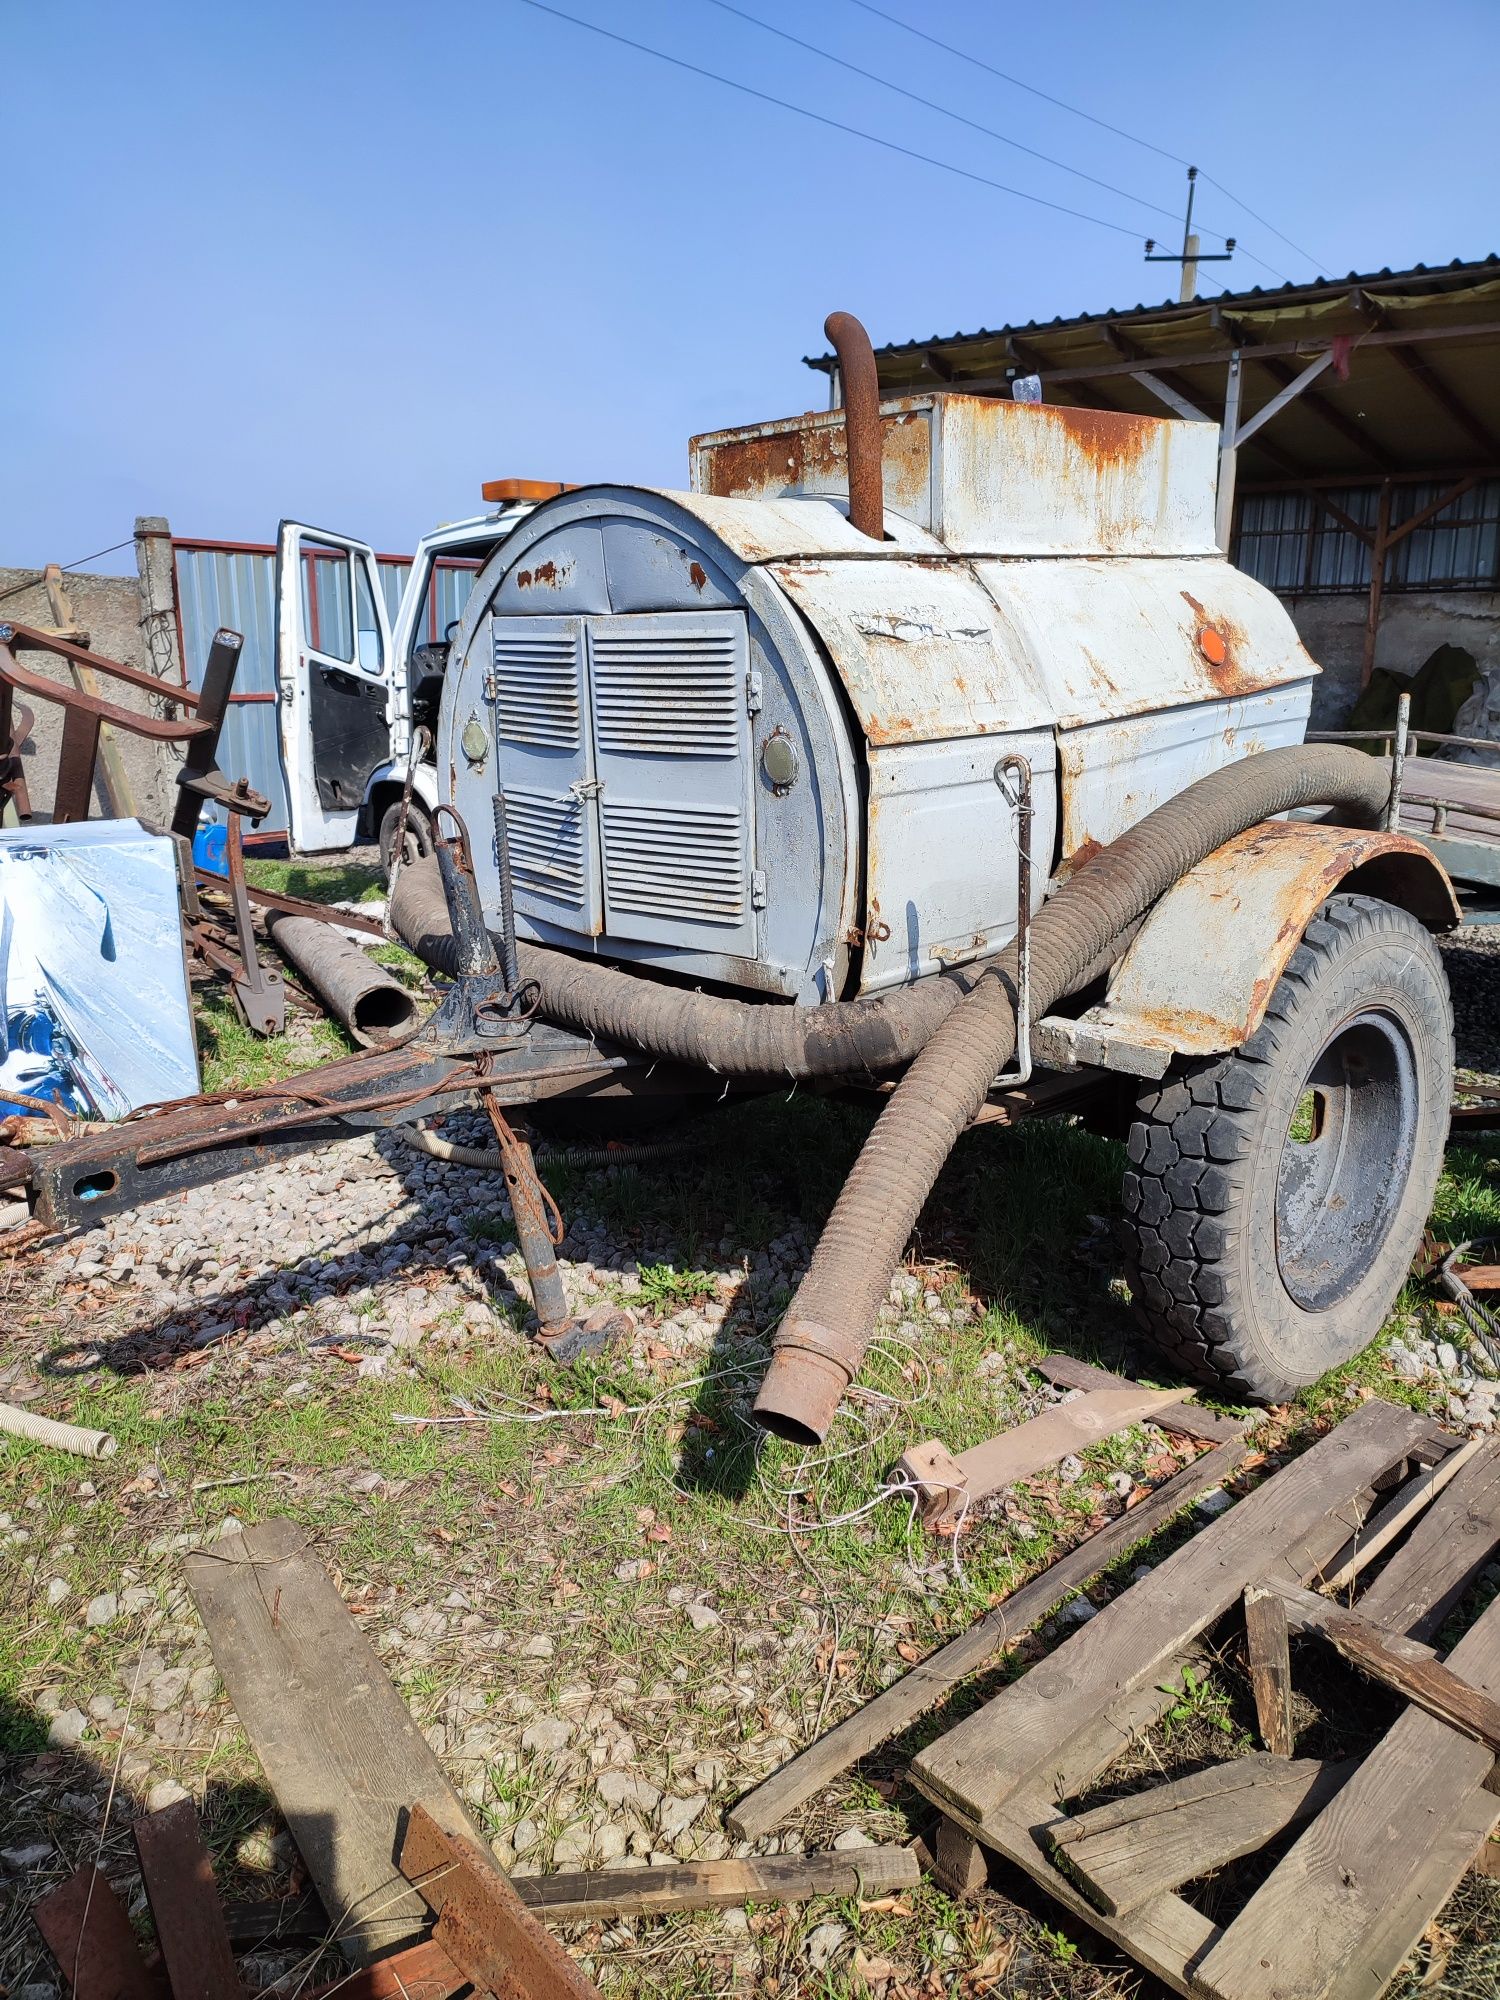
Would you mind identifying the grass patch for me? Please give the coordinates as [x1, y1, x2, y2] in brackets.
[245, 858, 385, 905]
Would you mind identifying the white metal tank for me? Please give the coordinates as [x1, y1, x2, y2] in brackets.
[440, 394, 1317, 1003]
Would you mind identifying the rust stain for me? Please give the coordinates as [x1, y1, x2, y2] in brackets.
[1046, 402, 1159, 469]
[688, 561, 707, 592]
[704, 429, 806, 497]
[698, 408, 930, 518]
[1180, 589, 1262, 699]
[865, 714, 917, 745]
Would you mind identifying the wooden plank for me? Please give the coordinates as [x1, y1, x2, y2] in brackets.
[727, 1434, 1249, 1839]
[1045, 1756, 1351, 1916]
[931, 1821, 989, 1897]
[1252, 1579, 1500, 1757]
[1245, 1588, 1296, 1756]
[33, 1867, 167, 2000]
[132, 1802, 244, 2000]
[931, 1653, 1217, 1997]
[969, 1788, 1212, 1998]
[911, 1401, 1434, 1821]
[1316, 1435, 1486, 1596]
[184, 1518, 480, 1965]
[1192, 1581, 1500, 2000]
[1034, 1355, 1248, 1444]
[514, 1845, 918, 1922]
[399, 1801, 601, 2000]
[899, 1387, 1196, 1528]
[1352, 1435, 1500, 1641]
[1329, 1786, 1500, 2000]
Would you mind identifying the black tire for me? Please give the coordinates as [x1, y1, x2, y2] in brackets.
[379, 799, 433, 879]
[1121, 893, 1452, 1401]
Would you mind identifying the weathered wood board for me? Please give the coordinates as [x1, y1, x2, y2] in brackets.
[184, 1519, 481, 1964]
[911, 1400, 1434, 1820]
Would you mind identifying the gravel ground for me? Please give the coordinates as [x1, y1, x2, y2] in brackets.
[2, 935, 1499, 1997]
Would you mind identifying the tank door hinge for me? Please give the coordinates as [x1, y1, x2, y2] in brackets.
[746, 670, 763, 717]
[751, 869, 768, 910]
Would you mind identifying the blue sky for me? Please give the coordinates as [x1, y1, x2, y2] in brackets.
[6, 0, 1498, 567]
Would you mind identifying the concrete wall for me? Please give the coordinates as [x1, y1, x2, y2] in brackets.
[0, 518, 185, 825]
[1282, 588, 1500, 737]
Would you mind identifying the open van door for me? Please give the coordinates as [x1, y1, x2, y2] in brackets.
[276, 522, 394, 852]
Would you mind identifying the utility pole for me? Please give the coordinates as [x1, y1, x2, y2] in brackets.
[1145, 167, 1235, 302]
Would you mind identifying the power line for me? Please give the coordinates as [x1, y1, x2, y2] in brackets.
[0, 539, 137, 608]
[842, 0, 1327, 276]
[699, 0, 1225, 242]
[515, 0, 1154, 240]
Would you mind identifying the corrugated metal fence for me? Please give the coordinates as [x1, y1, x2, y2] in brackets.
[174, 539, 416, 843]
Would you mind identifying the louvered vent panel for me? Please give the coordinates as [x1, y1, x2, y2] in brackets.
[601, 800, 745, 925]
[591, 630, 740, 757]
[503, 787, 586, 907]
[492, 631, 581, 750]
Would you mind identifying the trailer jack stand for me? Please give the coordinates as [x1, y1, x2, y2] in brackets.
[481, 1094, 630, 1365]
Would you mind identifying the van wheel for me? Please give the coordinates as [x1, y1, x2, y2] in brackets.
[1120, 894, 1452, 1402]
[379, 800, 433, 878]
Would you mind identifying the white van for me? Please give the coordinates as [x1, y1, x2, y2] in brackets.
[274, 486, 555, 867]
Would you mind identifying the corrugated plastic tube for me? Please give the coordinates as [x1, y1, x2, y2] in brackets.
[0, 1402, 117, 1458]
[389, 747, 1391, 1440]
[753, 746, 1391, 1441]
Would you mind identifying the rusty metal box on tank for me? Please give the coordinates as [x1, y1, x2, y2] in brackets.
[689, 392, 1220, 556]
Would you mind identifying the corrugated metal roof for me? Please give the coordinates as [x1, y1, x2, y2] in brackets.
[804, 256, 1500, 368]
[803, 257, 1500, 486]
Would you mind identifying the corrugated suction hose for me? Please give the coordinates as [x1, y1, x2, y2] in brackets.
[754, 745, 1391, 1441]
[390, 860, 986, 1075]
[390, 747, 1391, 1439]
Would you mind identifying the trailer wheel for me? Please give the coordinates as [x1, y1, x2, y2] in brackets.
[1120, 893, 1452, 1402]
[379, 799, 433, 878]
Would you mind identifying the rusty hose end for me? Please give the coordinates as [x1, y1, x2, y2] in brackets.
[823, 311, 885, 543]
[752, 1327, 853, 1446]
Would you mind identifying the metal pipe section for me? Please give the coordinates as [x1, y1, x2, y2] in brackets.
[265, 914, 423, 1050]
[991, 756, 1034, 1090]
[824, 312, 886, 542]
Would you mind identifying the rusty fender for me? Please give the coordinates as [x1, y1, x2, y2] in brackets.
[1082, 821, 1460, 1059]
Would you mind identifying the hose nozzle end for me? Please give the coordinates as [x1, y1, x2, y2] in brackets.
[752, 1329, 852, 1446]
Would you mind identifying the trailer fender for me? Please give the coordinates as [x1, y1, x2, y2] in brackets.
[1037, 820, 1460, 1075]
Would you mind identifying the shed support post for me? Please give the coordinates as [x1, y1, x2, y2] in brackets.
[1362, 482, 1393, 690]
[1215, 350, 1243, 551]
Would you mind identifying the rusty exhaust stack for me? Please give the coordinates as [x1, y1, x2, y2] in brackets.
[824, 311, 885, 541]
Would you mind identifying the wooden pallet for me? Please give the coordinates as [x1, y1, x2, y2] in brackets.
[909, 1400, 1500, 2000]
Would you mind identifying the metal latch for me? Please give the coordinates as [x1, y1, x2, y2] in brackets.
[751, 869, 768, 910]
[746, 671, 763, 717]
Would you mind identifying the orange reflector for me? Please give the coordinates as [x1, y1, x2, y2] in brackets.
[1198, 627, 1228, 666]
[481, 478, 578, 503]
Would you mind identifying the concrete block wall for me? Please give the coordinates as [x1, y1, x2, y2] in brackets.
[1283, 589, 1500, 740]
[0, 517, 186, 825]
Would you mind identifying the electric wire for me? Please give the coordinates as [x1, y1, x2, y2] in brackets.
[699, 0, 1220, 241]
[514, 0, 1155, 240]
[0, 539, 137, 607]
[842, 0, 1329, 275]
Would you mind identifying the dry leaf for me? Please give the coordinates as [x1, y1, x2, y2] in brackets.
[896, 1641, 922, 1663]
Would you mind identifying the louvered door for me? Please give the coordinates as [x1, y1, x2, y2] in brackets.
[586, 612, 757, 954]
[489, 616, 601, 933]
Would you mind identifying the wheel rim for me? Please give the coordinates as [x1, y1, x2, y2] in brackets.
[1275, 1009, 1419, 1313]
